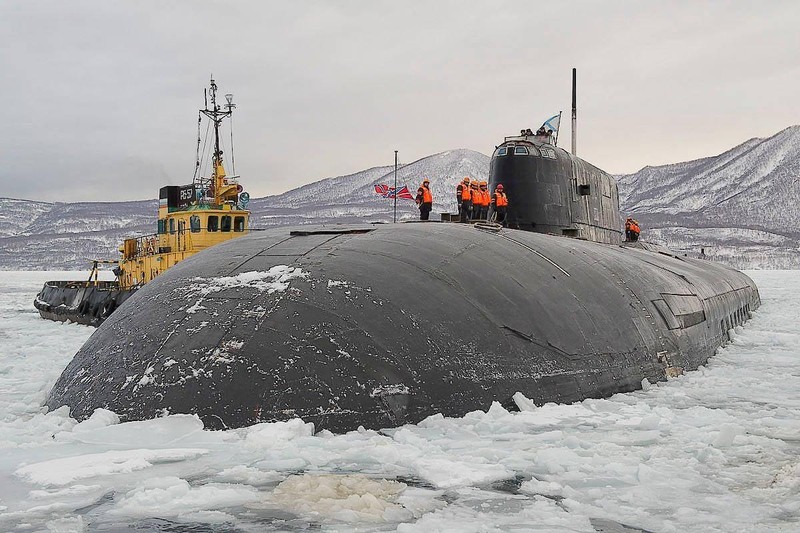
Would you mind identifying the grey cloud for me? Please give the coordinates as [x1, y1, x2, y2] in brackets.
[1, 0, 798, 202]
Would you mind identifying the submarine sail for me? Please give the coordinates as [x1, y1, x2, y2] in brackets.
[489, 130, 621, 243]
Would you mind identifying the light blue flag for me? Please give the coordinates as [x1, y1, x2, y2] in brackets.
[542, 114, 560, 133]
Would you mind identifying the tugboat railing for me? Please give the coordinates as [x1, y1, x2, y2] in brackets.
[43, 280, 120, 290]
[122, 227, 250, 260]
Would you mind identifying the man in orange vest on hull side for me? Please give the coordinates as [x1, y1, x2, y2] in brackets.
[457, 177, 472, 223]
[625, 217, 641, 242]
[416, 179, 433, 220]
[491, 183, 509, 225]
[632, 219, 640, 241]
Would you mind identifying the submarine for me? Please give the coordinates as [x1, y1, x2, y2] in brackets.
[46, 71, 760, 433]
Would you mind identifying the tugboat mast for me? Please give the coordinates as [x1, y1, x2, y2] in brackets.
[200, 76, 233, 177]
[198, 75, 236, 205]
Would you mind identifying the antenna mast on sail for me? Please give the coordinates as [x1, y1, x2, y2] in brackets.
[571, 68, 577, 156]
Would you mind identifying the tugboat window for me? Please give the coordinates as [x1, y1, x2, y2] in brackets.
[208, 215, 219, 232]
[190, 215, 201, 233]
[221, 215, 232, 232]
[157, 219, 166, 235]
[514, 146, 529, 155]
[234, 216, 245, 232]
[496, 147, 507, 156]
[169, 219, 175, 234]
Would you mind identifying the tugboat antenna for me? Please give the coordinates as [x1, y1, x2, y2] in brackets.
[199, 76, 234, 175]
[225, 92, 237, 175]
[194, 114, 202, 179]
[210, 76, 221, 171]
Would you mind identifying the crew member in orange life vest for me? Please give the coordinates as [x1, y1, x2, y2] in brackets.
[457, 177, 472, 223]
[470, 180, 484, 220]
[625, 217, 641, 242]
[416, 179, 433, 220]
[475, 181, 490, 220]
[631, 219, 640, 241]
[469, 180, 480, 221]
[491, 184, 509, 225]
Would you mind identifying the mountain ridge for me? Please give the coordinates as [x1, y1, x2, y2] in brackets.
[617, 125, 800, 267]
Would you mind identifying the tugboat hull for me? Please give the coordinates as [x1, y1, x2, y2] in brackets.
[46, 224, 760, 432]
[34, 281, 135, 327]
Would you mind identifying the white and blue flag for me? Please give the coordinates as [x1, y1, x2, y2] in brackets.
[541, 114, 561, 134]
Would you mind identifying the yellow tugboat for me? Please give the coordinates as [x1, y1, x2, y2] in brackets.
[35, 77, 250, 325]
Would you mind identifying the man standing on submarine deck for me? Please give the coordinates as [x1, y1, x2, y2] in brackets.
[625, 217, 641, 242]
[457, 177, 472, 223]
[491, 183, 508, 225]
[476, 181, 490, 220]
[416, 179, 433, 220]
[469, 181, 480, 221]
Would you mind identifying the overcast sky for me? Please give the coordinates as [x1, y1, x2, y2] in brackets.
[2, 1, 798, 202]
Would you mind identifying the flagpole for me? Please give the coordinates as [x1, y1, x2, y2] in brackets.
[393, 150, 398, 223]
[555, 111, 562, 147]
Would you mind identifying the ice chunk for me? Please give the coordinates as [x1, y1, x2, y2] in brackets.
[712, 423, 742, 448]
[110, 476, 259, 519]
[16, 449, 209, 486]
[512, 392, 538, 412]
[242, 418, 315, 449]
[520, 477, 565, 498]
[55, 414, 211, 446]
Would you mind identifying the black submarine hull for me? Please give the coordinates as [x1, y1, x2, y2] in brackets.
[34, 281, 136, 327]
[46, 223, 760, 432]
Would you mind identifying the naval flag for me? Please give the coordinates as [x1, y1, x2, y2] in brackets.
[374, 184, 414, 200]
[541, 114, 561, 134]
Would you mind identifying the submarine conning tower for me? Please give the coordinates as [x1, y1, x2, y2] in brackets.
[490, 131, 622, 244]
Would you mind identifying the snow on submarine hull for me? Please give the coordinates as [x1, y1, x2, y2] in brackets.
[46, 221, 760, 432]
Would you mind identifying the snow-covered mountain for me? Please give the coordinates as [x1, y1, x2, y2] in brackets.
[617, 126, 800, 268]
[0, 198, 53, 237]
[2, 129, 799, 270]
